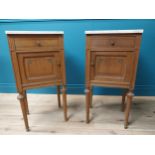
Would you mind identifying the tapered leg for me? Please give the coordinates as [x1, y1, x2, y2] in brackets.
[85, 87, 91, 123]
[17, 93, 29, 131]
[124, 91, 134, 129]
[24, 91, 29, 114]
[57, 86, 61, 108]
[61, 86, 68, 121]
[121, 91, 127, 112]
[90, 87, 93, 108]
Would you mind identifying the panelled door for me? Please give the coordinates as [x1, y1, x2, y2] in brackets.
[90, 51, 135, 86]
[17, 51, 62, 85]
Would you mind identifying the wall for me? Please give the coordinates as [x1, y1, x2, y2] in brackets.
[0, 19, 155, 95]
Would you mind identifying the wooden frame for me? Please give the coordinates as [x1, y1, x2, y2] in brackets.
[6, 31, 68, 131]
[85, 30, 143, 128]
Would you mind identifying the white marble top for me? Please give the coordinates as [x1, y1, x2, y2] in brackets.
[5, 31, 64, 34]
[85, 29, 144, 34]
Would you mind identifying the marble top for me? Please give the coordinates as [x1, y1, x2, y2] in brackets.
[5, 31, 64, 34]
[85, 29, 144, 34]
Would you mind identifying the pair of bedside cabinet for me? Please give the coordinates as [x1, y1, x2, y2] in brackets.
[6, 29, 143, 131]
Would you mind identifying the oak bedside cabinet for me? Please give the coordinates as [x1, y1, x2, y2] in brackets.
[6, 31, 67, 131]
[85, 30, 143, 128]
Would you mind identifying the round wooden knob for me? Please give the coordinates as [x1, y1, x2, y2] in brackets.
[111, 41, 115, 46]
[36, 41, 42, 47]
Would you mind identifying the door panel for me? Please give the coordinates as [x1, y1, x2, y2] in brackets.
[90, 51, 135, 83]
[17, 52, 61, 84]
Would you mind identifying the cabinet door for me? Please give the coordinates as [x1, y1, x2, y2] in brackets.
[17, 51, 61, 86]
[90, 51, 135, 86]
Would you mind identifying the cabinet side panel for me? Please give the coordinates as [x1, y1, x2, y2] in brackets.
[7, 36, 23, 92]
[130, 34, 142, 89]
[59, 35, 66, 84]
[86, 35, 91, 87]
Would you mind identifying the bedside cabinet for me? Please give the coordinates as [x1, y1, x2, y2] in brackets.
[85, 30, 143, 128]
[6, 31, 67, 131]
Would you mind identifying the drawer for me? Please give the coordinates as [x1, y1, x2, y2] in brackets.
[13, 35, 62, 50]
[89, 35, 136, 50]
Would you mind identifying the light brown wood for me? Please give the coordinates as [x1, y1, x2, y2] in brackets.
[125, 91, 134, 129]
[1, 94, 155, 135]
[90, 87, 93, 108]
[6, 33, 67, 131]
[85, 88, 91, 123]
[121, 91, 127, 112]
[24, 90, 29, 114]
[90, 51, 134, 84]
[86, 33, 143, 128]
[61, 86, 68, 121]
[89, 35, 136, 49]
[13, 35, 62, 51]
[57, 86, 61, 108]
[17, 93, 29, 131]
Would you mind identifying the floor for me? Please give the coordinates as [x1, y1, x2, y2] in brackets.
[0, 93, 155, 135]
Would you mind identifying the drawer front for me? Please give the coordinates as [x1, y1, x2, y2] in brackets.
[90, 51, 135, 86]
[17, 52, 62, 85]
[89, 35, 136, 50]
[14, 35, 62, 51]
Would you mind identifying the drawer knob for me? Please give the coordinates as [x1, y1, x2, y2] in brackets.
[36, 41, 42, 47]
[110, 41, 115, 46]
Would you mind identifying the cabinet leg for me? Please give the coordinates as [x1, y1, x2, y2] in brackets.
[90, 87, 93, 108]
[24, 91, 29, 114]
[61, 86, 68, 121]
[85, 88, 91, 123]
[57, 86, 61, 108]
[17, 93, 29, 131]
[121, 91, 127, 112]
[124, 91, 134, 129]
